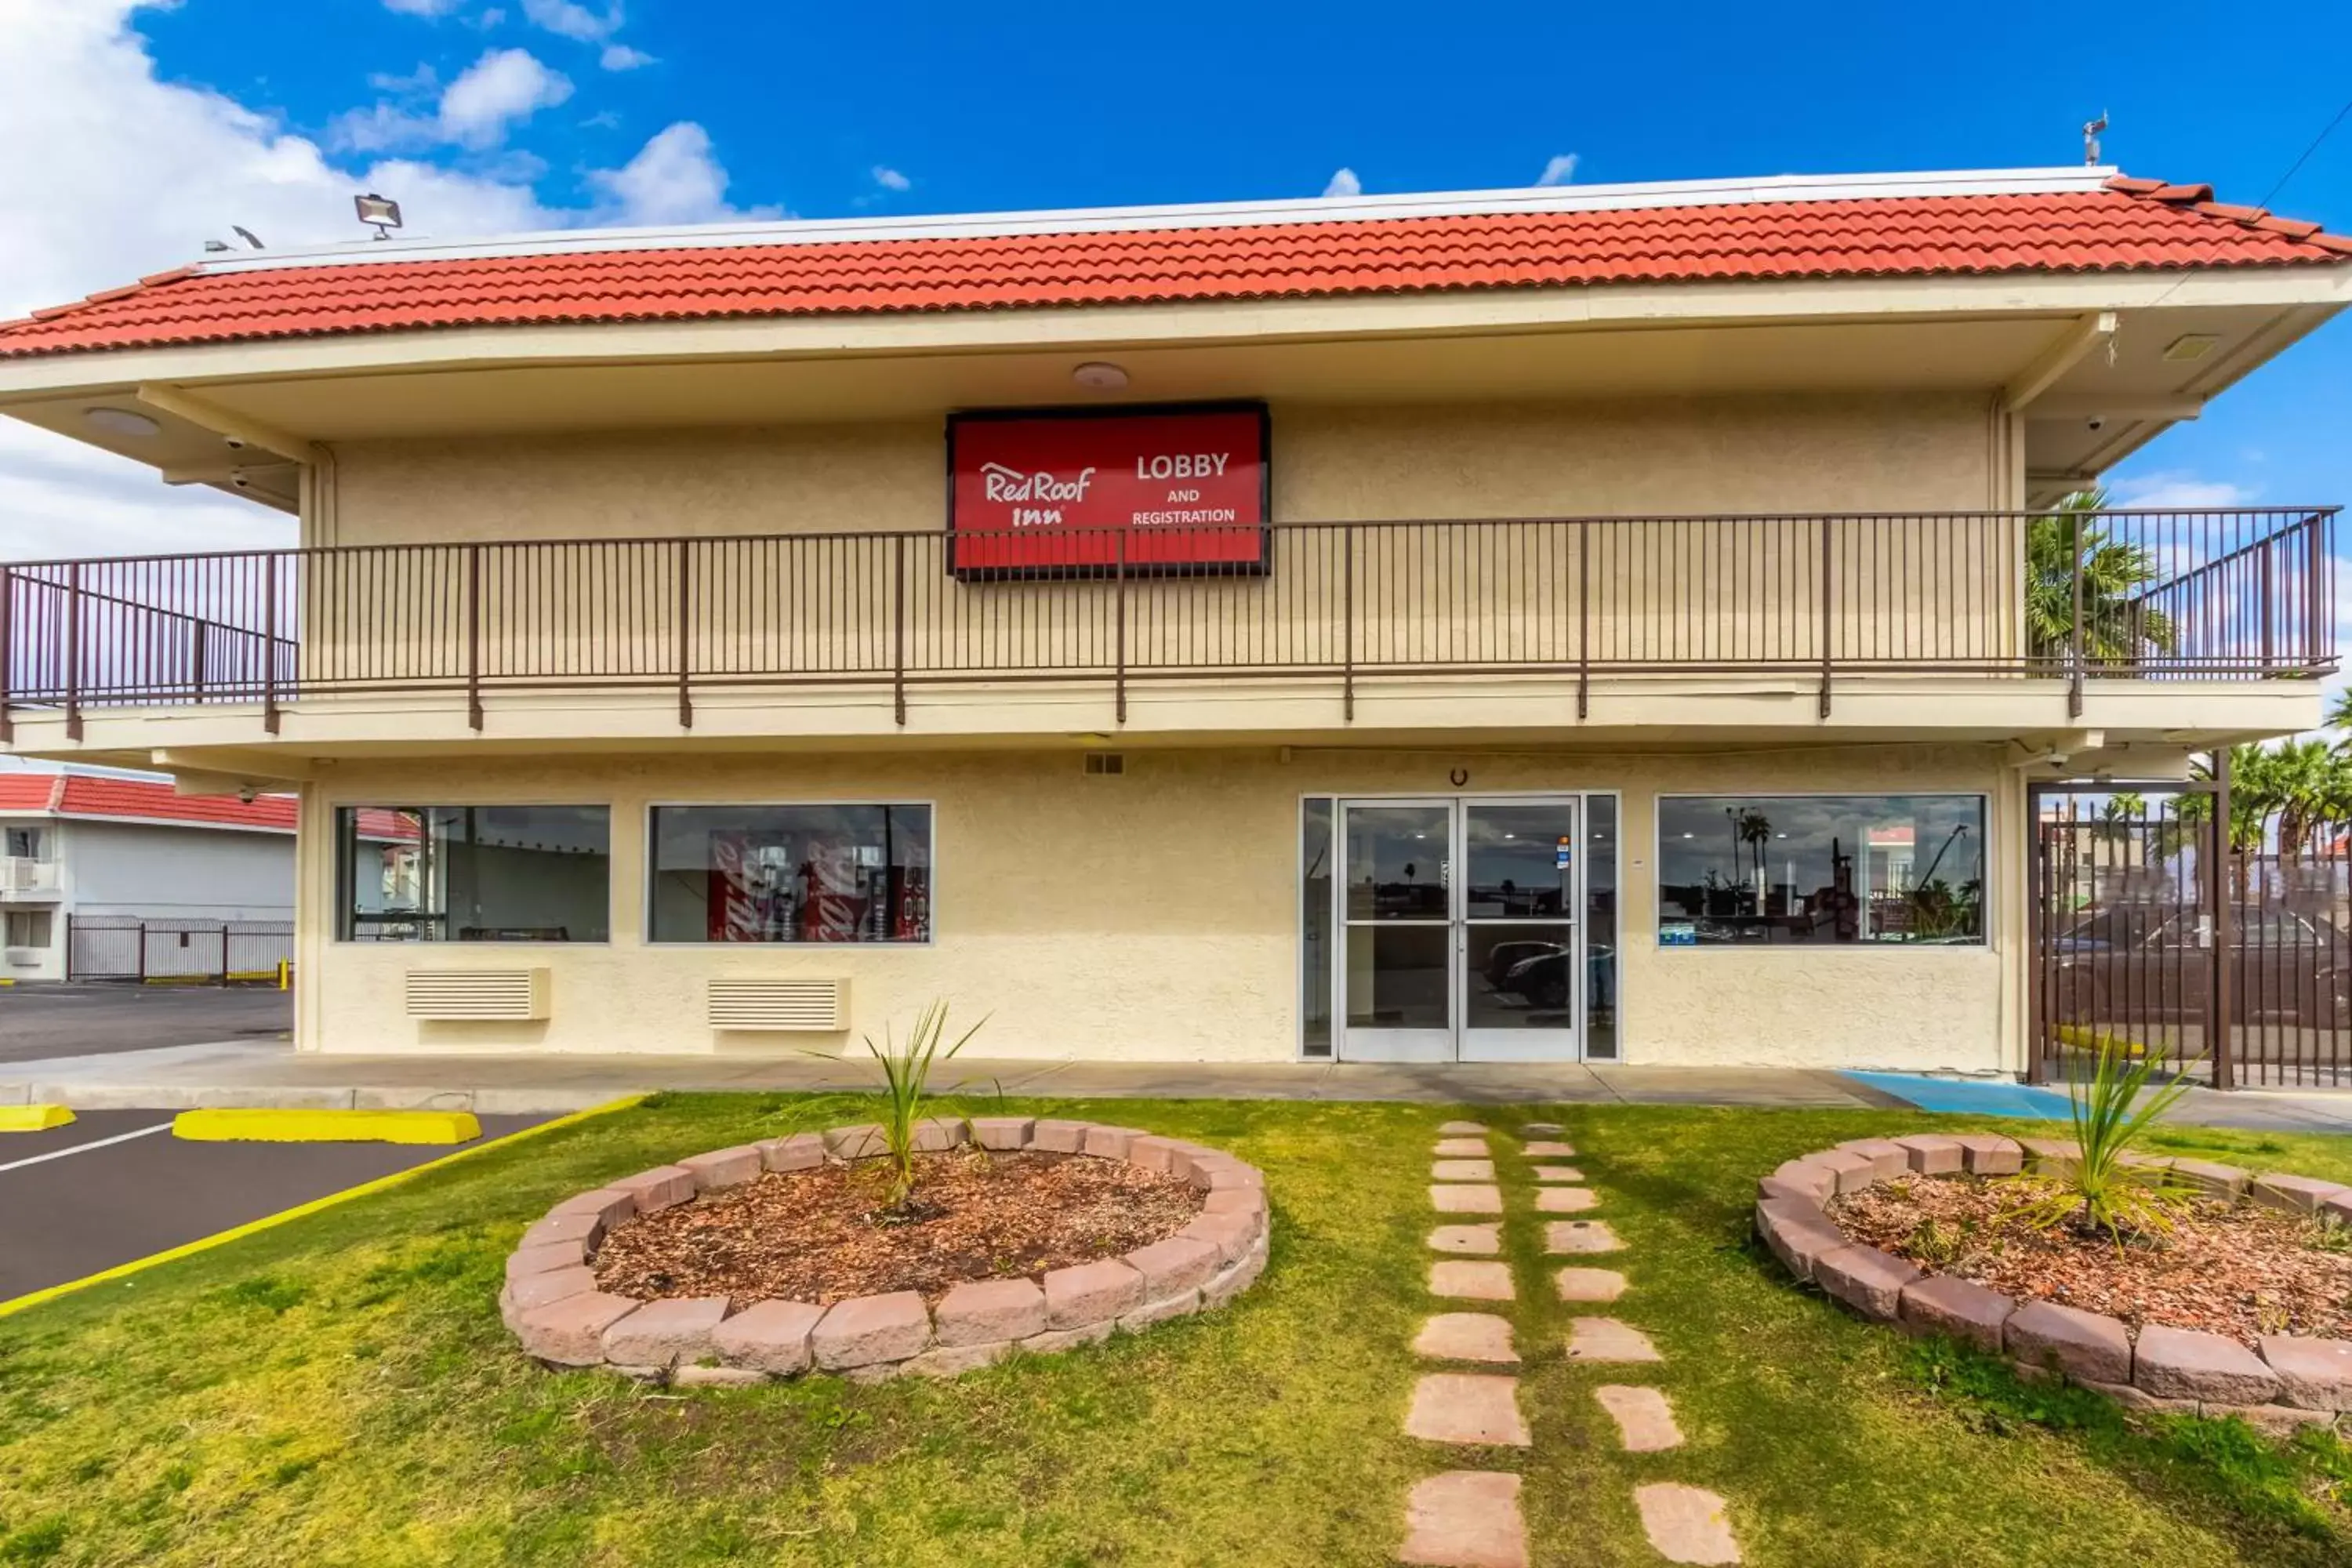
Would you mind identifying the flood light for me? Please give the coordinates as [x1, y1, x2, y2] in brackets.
[354, 193, 404, 240]
[1072, 361, 1129, 390]
[84, 406, 160, 438]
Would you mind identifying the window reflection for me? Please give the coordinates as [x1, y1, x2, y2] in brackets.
[1655, 795, 1985, 946]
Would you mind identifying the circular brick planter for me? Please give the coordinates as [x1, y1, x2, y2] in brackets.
[1755, 1134, 2352, 1436]
[499, 1116, 1271, 1385]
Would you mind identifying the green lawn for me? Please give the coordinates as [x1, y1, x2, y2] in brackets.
[0, 1095, 2347, 1566]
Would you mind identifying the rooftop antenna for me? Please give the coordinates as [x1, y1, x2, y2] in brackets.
[2083, 112, 2108, 166]
[230, 225, 264, 250]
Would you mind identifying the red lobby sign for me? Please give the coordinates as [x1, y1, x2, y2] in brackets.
[946, 403, 1269, 576]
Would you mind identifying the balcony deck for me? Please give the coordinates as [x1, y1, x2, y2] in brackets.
[0, 509, 2334, 747]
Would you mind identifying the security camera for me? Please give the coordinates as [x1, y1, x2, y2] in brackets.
[237, 784, 260, 804]
[2085, 416, 2105, 432]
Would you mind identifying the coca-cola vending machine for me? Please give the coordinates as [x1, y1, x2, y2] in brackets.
[706, 829, 793, 942]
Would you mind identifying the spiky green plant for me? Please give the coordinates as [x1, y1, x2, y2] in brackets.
[861, 1000, 988, 1210]
[2006, 1036, 2202, 1247]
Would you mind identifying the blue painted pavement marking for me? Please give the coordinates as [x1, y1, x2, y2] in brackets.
[1841, 1072, 2077, 1119]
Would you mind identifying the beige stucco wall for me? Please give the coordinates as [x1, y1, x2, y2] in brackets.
[300, 392, 2019, 691]
[296, 741, 2026, 1072]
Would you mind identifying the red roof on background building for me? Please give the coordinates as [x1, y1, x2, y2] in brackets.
[0, 773, 296, 829]
[0, 177, 2343, 360]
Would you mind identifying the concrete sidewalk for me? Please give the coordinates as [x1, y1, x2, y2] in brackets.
[4, 1036, 2350, 1133]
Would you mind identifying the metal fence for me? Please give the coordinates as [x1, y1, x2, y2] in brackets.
[2, 506, 2333, 736]
[64, 916, 293, 985]
[2030, 779, 2352, 1089]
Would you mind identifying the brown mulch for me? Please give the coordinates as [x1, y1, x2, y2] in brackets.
[591, 1149, 1206, 1309]
[1830, 1174, 2352, 1348]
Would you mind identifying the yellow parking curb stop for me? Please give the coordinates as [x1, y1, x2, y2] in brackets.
[0, 1105, 77, 1133]
[172, 1108, 482, 1145]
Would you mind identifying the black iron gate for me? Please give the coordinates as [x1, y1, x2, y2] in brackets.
[2031, 763, 2352, 1090]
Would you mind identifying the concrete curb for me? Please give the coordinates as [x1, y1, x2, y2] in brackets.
[0, 1082, 639, 1115]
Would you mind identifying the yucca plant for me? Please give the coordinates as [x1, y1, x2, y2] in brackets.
[858, 1000, 987, 1213]
[2005, 1035, 2201, 1247]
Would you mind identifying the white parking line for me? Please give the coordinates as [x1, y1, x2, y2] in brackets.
[0, 1123, 173, 1175]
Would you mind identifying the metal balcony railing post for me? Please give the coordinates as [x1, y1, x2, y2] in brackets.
[2308, 511, 2328, 672]
[2068, 514, 2085, 717]
[261, 552, 281, 734]
[190, 618, 208, 705]
[674, 538, 694, 729]
[892, 533, 908, 727]
[1341, 524, 1356, 722]
[64, 561, 82, 741]
[465, 544, 484, 731]
[0, 564, 13, 743]
[1576, 523, 1590, 720]
[1817, 516, 1833, 720]
[1113, 528, 1129, 725]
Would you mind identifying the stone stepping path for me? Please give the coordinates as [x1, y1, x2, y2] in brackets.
[1429, 1261, 1514, 1301]
[1534, 1185, 1599, 1214]
[1398, 1472, 1528, 1568]
[1523, 1141, 1576, 1158]
[1437, 1120, 1488, 1135]
[1414, 1312, 1519, 1364]
[1431, 1184, 1504, 1214]
[1554, 1267, 1628, 1303]
[1405, 1373, 1530, 1446]
[1635, 1483, 1741, 1563]
[1432, 1159, 1497, 1181]
[1428, 1223, 1501, 1254]
[1530, 1165, 1584, 1182]
[1565, 1316, 1664, 1363]
[1595, 1385, 1683, 1451]
[1433, 1137, 1490, 1158]
[1545, 1220, 1622, 1253]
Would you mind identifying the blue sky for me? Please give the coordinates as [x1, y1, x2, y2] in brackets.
[2, 0, 2347, 554]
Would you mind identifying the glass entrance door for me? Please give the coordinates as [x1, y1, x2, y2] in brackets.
[1335, 797, 1584, 1063]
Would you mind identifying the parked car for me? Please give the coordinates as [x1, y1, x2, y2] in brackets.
[2047, 904, 2352, 1027]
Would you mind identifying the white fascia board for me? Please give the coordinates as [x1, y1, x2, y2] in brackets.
[49, 811, 293, 837]
[191, 167, 2122, 274]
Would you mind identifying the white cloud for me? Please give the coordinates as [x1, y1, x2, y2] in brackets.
[383, 0, 464, 14]
[1535, 153, 1578, 187]
[368, 63, 438, 93]
[523, 0, 622, 41]
[0, 4, 767, 561]
[2108, 470, 2261, 510]
[471, 5, 507, 26]
[1322, 166, 1360, 198]
[599, 42, 654, 71]
[437, 46, 571, 147]
[871, 165, 910, 192]
[587, 121, 775, 226]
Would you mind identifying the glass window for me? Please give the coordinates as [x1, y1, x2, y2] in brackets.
[650, 804, 931, 943]
[5, 909, 53, 948]
[336, 806, 611, 942]
[5, 826, 44, 859]
[1656, 794, 1986, 946]
[1300, 798, 1333, 1057]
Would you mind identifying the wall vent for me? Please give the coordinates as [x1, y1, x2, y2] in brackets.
[708, 977, 850, 1032]
[1083, 752, 1126, 775]
[404, 967, 550, 1022]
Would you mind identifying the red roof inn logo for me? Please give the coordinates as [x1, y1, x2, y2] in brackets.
[948, 404, 1269, 577]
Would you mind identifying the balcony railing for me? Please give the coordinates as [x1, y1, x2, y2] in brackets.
[0, 857, 60, 895]
[0, 507, 2335, 739]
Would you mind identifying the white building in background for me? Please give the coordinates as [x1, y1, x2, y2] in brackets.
[0, 768, 295, 982]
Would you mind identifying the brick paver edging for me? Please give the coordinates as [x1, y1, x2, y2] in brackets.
[499, 1117, 1271, 1385]
[1756, 1133, 2352, 1435]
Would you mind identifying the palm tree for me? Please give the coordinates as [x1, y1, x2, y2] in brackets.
[2329, 688, 2352, 731]
[2026, 491, 2180, 670]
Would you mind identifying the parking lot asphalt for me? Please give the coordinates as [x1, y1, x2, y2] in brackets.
[0, 984, 291, 1063]
[0, 1108, 544, 1301]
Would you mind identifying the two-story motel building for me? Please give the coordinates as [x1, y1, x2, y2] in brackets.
[0, 166, 2344, 1071]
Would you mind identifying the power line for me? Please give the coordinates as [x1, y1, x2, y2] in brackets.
[2256, 94, 2352, 211]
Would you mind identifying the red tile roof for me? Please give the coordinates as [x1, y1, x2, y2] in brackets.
[1, 177, 2343, 361]
[0, 773, 296, 830]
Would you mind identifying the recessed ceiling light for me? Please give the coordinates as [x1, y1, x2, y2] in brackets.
[2163, 333, 2220, 362]
[1072, 361, 1129, 390]
[84, 406, 160, 438]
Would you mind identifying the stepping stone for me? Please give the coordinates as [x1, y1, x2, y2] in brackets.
[1565, 1317, 1663, 1363]
[1432, 1160, 1497, 1181]
[1531, 1166, 1584, 1183]
[1414, 1312, 1519, 1364]
[1432, 1185, 1504, 1214]
[1546, 1221, 1624, 1254]
[1433, 1138, 1490, 1157]
[1554, 1267, 1628, 1303]
[1438, 1121, 1488, 1135]
[1428, 1224, 1502, 1255]
[1397, 1471, 1528, 1568]
[1535, 1186, 1599, 1214]
[1595, 1385, 1683, 1451]
[1523, 1141, 1576, 1158]
[1634, 1483, 1740, 1564]
[1404, 1374, 1530, 1446]
[1430, 1261, 1515, 1301]
[1522, 1123, 1565, 1138]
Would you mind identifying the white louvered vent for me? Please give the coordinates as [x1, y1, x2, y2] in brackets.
[708, 977, 850, 1032]
[405, 967, 550, 1022]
